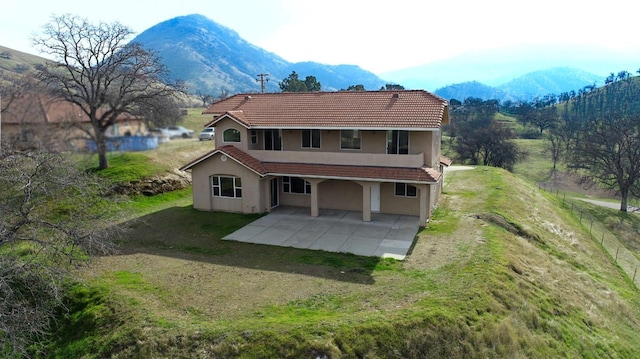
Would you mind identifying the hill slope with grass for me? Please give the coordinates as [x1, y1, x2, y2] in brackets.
[42, 163, 640, 358]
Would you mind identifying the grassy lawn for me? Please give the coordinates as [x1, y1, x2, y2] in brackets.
[47, 161, 640, 358]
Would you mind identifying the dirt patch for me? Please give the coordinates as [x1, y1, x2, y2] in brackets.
[474, 213, 544, 245]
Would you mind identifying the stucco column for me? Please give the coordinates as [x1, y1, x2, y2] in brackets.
[306, 179, 325, 217]
[419, 184, 430, 226]
[358, 182, 372, 222]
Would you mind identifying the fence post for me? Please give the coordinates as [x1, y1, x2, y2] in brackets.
[601, 232, 605, 245]
[590, 221, 593, 234]
[634, 267, 638, 283]
[615, 247, 619, 261]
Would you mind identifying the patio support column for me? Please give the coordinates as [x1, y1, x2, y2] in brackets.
[419, 184, 430, 226]
[357, 181, 372, 222]
[306, 179, 325, 218]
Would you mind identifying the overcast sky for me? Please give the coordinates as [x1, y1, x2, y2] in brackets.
[1, 0, 638, 74]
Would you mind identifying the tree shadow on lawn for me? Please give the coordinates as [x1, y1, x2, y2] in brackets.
[116, 205, 381, 284]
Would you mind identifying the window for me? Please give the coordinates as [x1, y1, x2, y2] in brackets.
[395, 183, 417, 197]
[340, 130, 361, 149]
[212, 176, 242, 198]
[251, 130, 258, 144]
[387, 130, 409, 154]
[301, 129, 321, 148]
[282, 176, 311, 194]
[264, 129, 282, 150]
[223, 128, 241, 142]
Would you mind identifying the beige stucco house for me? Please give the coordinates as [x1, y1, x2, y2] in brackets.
[180, 90, 450, 226]
[1, 94, 146, 151]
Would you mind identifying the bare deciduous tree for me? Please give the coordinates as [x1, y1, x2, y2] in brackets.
[33, 14, 181, 169]
[569, 114, 640, 211]
[0, 149, 125, 357]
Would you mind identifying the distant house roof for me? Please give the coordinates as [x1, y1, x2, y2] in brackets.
[180, 145, 442, 183]
[202, 90, 449, 130]
[2, 93, 142, 125]
[439, 156, 453, 167]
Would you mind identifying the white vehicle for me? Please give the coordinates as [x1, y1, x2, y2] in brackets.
[162, 126, 194, 139]
[199, 127, 215, 141]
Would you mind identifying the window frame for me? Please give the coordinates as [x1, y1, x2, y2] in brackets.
[394, 182, 417, 198]
[340, 129, 361, 150]
[282, 176, 312, 194]
[264, 129, 282, 150]
[223, 128, 241, 143]
[212, 175, 242, 198]
[301, 129, 321, 149]
[387, 130, 409, 154]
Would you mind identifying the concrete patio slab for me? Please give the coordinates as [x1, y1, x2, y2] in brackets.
[309, 233, 350, 251]
[223, 206, 420, 259]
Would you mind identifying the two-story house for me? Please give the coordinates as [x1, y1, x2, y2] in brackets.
[179, 90, 450, 226]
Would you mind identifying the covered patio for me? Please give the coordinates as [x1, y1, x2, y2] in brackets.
[223, 206, 420, 259]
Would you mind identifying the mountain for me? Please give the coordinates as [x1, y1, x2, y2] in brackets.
[434, 81, 507, 102]
[497, 67, 604, 100]
[435, 67, 605, 102]
[131, 14, 386, 94]
[381, 43, 640, 91]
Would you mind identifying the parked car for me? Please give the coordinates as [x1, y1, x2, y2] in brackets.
[198, 127, 215, 141]
[162, 126, 194, 139]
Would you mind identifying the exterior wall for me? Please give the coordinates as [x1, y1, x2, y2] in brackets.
[279, 129, 430, 155]
[280, 192, 311, 207]
[110, 120, 147, 136]
[379, 182, 421, 216]
[190, 153, 267, 214]
[213, 117, 249, 151]
[318, 180, 363, 211]
[429, 182, 440, 214]
[2, 122, 85, 151]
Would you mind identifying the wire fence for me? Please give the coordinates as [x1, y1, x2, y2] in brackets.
[539, 184, 640, 288]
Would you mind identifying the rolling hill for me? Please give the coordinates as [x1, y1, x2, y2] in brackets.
[435, 67, 605, 102]
[381, 43, 640, 91]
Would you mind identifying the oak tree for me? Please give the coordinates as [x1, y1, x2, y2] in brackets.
[33, 14, 181, 169]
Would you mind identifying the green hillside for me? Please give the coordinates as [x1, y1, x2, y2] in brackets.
[0, 45, 48, 74]
[43, 162, 640, 358]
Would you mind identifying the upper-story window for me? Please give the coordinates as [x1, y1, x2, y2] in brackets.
[340, 130, 361, 150]
[251, 130, 258, 144]
[223, 128, 241, 142]
[264, 129, 282, 150]
[387, 130, 409, 154]
[301, 129, 321, 148]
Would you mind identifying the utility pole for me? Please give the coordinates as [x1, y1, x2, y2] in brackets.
[256, 73, 270, 93]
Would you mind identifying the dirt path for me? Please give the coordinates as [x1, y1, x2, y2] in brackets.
[578, 198, 640, 213]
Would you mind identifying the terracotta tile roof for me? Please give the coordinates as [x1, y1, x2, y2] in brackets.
[179, 145, 267, 175]
[180, 145, 441, 183]
[2, 94, 142, 125]
[203, 90, 449, 130]
[439, 156, 453, 167]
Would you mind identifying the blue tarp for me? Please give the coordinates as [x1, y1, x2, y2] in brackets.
[86, 136, 158, 152]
